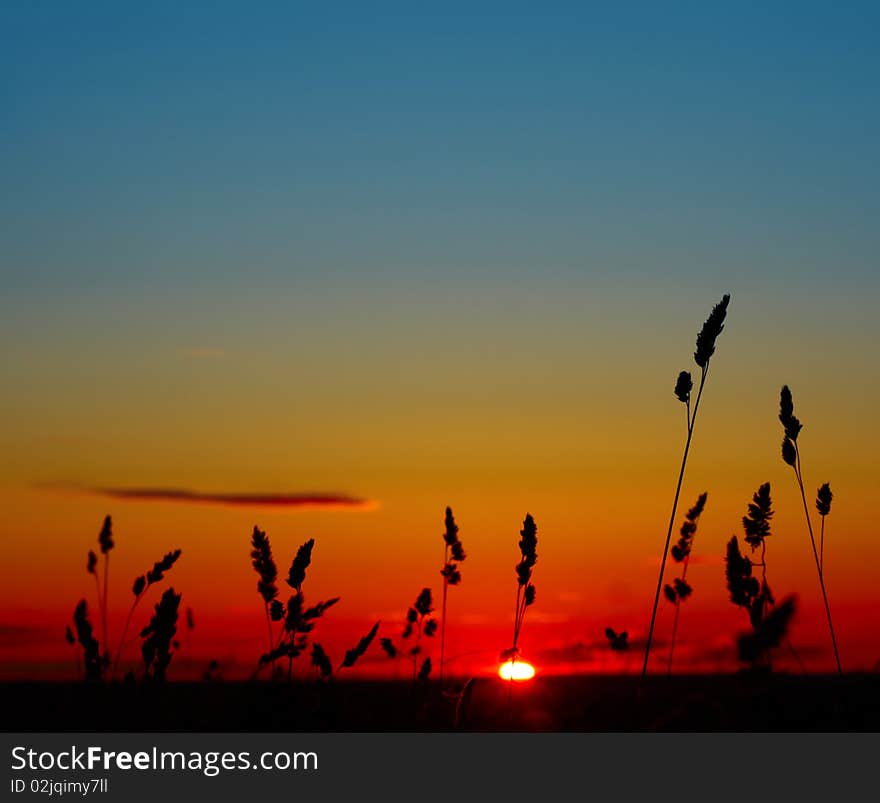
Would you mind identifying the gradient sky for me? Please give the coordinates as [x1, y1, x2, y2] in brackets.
[2, 2, 879, 678]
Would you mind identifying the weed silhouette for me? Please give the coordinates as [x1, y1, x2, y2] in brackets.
[816, 482, 833, 573]
[140, 587, 182, 683]
[779, 386, 842, 673]
[250, 526, 279, 657]
[644, 294, 730, 677]
[604, 628, 629, 651]
[382, 589, 437, 683]
[252, 532, 339, 681]
[500, 514, 538, 667]
[112, 549, 182, 678]
[439, 506, 466, 684]
[664, 492, 707, 675]
[72, 600, 102, 682]
[725, 484, 795, 671]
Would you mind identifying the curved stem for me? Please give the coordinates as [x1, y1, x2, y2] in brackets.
[264, 603, 274, 653]
[792, 446, 842, 674]
[439, 545, 449, 684]
[111, 594, 142, 680]
[102, 553, 110, 659]
[643, 366, 708, 678]
[666, 557, 690, 677]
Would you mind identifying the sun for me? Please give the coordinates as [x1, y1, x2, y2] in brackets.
[498, 660, 536, 681]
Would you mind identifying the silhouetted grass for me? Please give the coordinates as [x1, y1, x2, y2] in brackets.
[816, 482, 833, 573]
[382, 589, 437, 683]
[439, 506, 465, 684]
[643, 294, 730, 677]
[140, 587, 182, 683]
[251, 531, 339, 681]
[501, 513, 538, 667]
[72, 600, 102, 682]
[250, 526, 279, 657]
[725, 483, 796, 671]
[604, 628, 629, 651]
[779, 386, 842, 674]
[111, 549, 182, 678]
[72, 516, 182, 681]
[664, 492, 707, 675]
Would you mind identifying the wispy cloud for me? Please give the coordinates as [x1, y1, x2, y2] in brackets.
[44, 484, 376, 511]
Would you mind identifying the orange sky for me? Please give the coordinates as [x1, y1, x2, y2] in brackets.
[2, 288, 879, 679]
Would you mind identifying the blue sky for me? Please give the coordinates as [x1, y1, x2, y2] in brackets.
[3, 1, 879, 303]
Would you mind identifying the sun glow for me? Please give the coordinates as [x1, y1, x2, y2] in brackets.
[498, 660, 536, 681]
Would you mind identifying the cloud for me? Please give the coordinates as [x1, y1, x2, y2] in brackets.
[47, 484, 376, 510]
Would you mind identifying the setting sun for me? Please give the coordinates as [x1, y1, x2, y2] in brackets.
[498, 661, 536, 682]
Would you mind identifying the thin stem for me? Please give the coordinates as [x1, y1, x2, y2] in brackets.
[643, 366, 708, 678]
[820, 515, 826, 575]
[92, 572, 105, 651]
[666, 557, 690, 677]
[512, 583, 522, 649]
[792, 444, 842, 675]
[412, 616, 424, 683]
[111, 593, 144, 680]
[264, 603, 274, 653]
[439, 544, 449, 684]
[102, 553, 110, 659]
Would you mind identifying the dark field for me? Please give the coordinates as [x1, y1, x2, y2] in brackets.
[3, 674, 879, 732]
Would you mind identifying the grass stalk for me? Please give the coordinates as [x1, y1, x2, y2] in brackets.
[642, 366, 707, 677]
[792, 443, 842, 674]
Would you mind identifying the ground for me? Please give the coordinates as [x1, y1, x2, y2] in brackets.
[3, 674, 879, 731]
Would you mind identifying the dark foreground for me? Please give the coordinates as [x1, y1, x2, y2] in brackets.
[3, 674, 878, 732]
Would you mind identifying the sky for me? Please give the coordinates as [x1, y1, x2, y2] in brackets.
[1, 2, 879, 679]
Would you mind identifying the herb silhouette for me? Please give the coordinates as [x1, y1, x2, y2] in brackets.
[251, 532, 339, 681]
[250, 526, 279, 656]
[604, 628, 629, 651]
[140, 587, 181, 683]
[84, 516, 115, 663]
[500, 514, 538, 668]
[663, 492, 707, 675]
[381, 589, 437, 683]
[72, 600, 102, 682]
[439, 506, 466, 684]
[111, 549, 182, 679]
[643, 294, 730, 677]
[779, 386, 842, 674]
[725, 483, 794, 670]
[72, 516, 181, 680]
[310, 622, 380, 679]
[816, 482, 833, 573]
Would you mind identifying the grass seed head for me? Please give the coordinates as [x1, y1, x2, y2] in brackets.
[98, 515, 114, 554]
[674, 370, 693, 404]
[816, 483, 833, 517]
[693, 293, 731, 369]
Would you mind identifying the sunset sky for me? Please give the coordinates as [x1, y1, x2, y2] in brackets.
[2, 3, 879, 679]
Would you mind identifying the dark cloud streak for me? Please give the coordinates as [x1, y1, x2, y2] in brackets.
[46, 485, 375, 510]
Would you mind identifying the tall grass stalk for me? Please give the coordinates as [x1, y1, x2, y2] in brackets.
[111, 549, 181, 679]
[501, 514, 538, 670]
[97, 516, 114, 659]
[779, 386, 842, 674]
[643, 294, 730, 677]
[816, 483, 832, 574]
[664, 493, 707, 676]
[439, 507, 465, 684]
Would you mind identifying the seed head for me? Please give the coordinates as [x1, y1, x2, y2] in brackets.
[674, 371, 693, 404]
[816, 483, 833, 517]
[782, 437, 797, 467]
[98, 516, 114, 554]
[694, 293, 731, 368]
